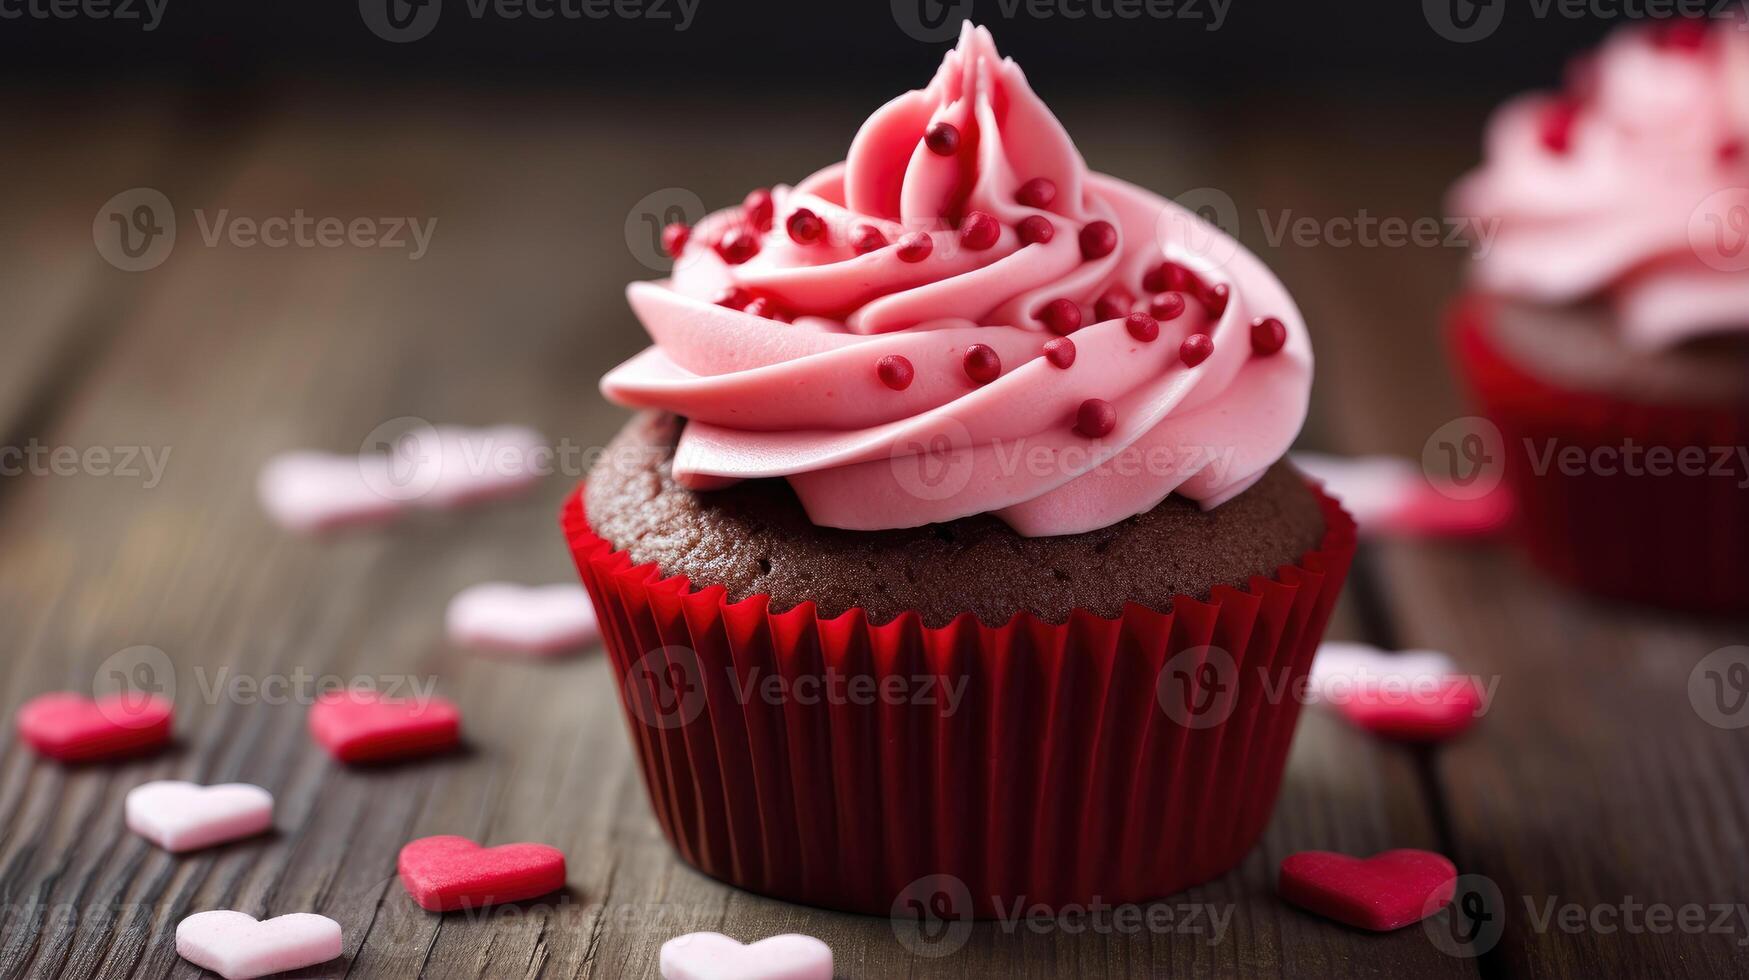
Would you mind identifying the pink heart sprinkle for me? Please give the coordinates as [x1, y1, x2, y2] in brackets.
[446, 583, 599, 656]
[659, 932, 833, 980]
[126, 781, 274, 853]
[1292, 452, 1510, 538]
[16, 692, 174, 762]
[259, 424, 547, 534]
[308, 690, 461, 764]
[1279, 849, 1458, 931]
[175, 910, 342, 980]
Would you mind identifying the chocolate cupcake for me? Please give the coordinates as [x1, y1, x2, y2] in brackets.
[565, 24, 1355, 916]
[1448, 17, 1749, 611]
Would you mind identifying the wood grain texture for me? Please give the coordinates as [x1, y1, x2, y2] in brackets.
[0, 87, 1739, 980]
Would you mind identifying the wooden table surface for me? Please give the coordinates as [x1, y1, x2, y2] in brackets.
[1, 83, 1745, 979]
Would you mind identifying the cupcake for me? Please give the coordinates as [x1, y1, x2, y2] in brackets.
[566, 24, 1355, 916]
[1448, 17, 1749, 612]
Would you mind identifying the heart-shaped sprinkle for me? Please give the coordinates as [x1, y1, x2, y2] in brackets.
[259, 424, 547, 533]
[126, 781, 274, 853]
[1309, 642, 1457, 702]
[1337, 676, 1485, 743]
[176, 910, 342, 980]
[1291, 452, 1511, 538]
[397, 835, 566, 912]
[446, 583, 599, 656]
[659, 932, 834, 980]
[308, 690, 460, 764]
[1279, 849, 1458, 931]
[16, 692, 173, 762]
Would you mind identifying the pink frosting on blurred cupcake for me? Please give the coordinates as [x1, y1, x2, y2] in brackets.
[1451, 16, 1749, 350]
[604, 23, 1311, 537]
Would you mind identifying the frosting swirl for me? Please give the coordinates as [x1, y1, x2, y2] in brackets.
[603, 24, 1310, 536]
[1451, 17, 1749, 350]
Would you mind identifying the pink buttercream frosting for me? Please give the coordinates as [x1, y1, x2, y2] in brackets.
[602, 24, 1311, 536]
[1451, 18, 1749, 350]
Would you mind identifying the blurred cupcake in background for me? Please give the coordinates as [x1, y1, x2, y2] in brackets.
[1448, 16, 1749, 612]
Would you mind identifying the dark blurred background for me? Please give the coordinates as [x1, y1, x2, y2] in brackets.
[2, 0, 1620, 100]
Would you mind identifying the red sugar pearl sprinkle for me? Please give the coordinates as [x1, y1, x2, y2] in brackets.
[1180, 333, 1214, 367]
[925, 121, 961, 156]
[1720, 139, 1743, 165]
[963, 344, 1002, 384]
[877, 354, 915, 390]
[897, 232, 935, 263]
[786, 208, 825, 245]
[1038, 298, 1082, 335]
[1540, 100, 1580, 155]
[1043, 337, 1076, 369]
[714, 286, 755, 310]
[661, 223, 690, 257]
[1125, 312, 1159, 342]
[1075, 398, 1117, 438]
[1202, 282, 1230, 317]
[715, 227, 760, 265]
[1015, 177, 1057, 209]
[743, 188, 775, 232]
[852, 224, 888, 255]
[1078, 220, 1118, 260]
[1017, 214, 1056, 245]
[960, 210, 1001, 250]
[1142, 260, 1194, 294]
[1093, 289, 1132, 321]
[1149, 292, 1186, 321]
[1251, 316, 1287, 356]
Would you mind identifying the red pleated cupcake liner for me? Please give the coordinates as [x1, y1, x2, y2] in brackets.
[562, 482, 1357, 917]
[1451, 293, 1749, 612]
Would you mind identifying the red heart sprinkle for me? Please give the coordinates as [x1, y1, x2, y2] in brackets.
[1337, 676, 1484, 743]
[398, 835, 566, 912]
[17, 692, 173, 762]
[308, 690, 460, 764]
[1279, 849, 1458, 931]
